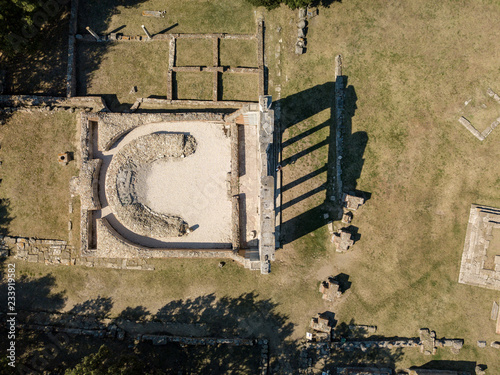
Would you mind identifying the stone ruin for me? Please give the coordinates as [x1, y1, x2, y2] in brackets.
[418, 328, 463, 355]
[309, 313, 333, 342]
[343, 192, 365, 211]
[337, 368, 392, 375]
[332, 228, 354, 252]
[319, 277, 343, 301]
[458, 204, 500, 291]
[458, 87, 500, 141]
[71, 100, 276, 274]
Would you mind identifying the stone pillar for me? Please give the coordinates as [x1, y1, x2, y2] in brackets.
[141, 25, 152, 40]
[86, 26, 100, 41]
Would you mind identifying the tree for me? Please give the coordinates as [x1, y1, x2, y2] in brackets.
[64, 345, 146, 375]
[0, 0, 59, 56]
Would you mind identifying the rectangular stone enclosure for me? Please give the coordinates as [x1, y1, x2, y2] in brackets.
[73, 101, 275, 273]
[458, 204, 500, 291]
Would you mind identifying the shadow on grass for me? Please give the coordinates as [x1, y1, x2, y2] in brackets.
[411, 360, 481, 373]
[0, 199, 13, 237]
[0, 269, 411, 374]
[1, 6, 70, 96]
[77, 0, 149, 34]
[276, 75, 368, 245]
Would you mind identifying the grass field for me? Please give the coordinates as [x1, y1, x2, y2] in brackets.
[3, 0, 500, 373]
[220, 39, 259, 67]
[174, 71, 213, 100]
[0, 112, 79, 241]
[176, 38, 214, 67]
[221, 73, 259, 101]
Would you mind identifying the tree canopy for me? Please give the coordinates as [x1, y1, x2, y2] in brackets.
[0, 0, 62, 56]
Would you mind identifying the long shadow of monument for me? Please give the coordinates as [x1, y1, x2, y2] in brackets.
[275, 75, 367, 245]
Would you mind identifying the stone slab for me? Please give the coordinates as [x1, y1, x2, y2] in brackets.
[458, 204, 500, 291]
[492, 301, 499, 321]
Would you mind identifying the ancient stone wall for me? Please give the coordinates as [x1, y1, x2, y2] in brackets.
[105, 133, 195, 239]
[334, 55, 345, 201]
[258, 96, 275, 274]
[95, 112, 225, 151]
[1, 235, 155, 270]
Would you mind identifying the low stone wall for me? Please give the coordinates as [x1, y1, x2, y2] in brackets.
[71, 158, 102, 210]
[2, 235, 156, 270]
[5, 236, 75, 265]
[258, 96, 275, 274]
[334, 55, 345, 201]
[95, 218, 235, 259]
[93, 112, 225, 151]
[6, 309, 269, 373]
[0, 95, 108, 112]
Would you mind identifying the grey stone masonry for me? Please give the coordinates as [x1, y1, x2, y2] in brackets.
[258, 96, 275, 274]
[2, 235, 155, 270]
[458, 204, 500, 291]
[335, 55, 345, 202]
[91, 112, 225, 151]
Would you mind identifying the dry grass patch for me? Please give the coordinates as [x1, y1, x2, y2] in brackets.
[77, 43, 170, 110]
[174, 72, 213, 100]
[78, 0, 256, 35]
[175, 38, 214, 67]
[266, 0, 500, 370]
[220, 39, 258, 67]
[221, 73, 258, 102]
[0, 111, 78, 240]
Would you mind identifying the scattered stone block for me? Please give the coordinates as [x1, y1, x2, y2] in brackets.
[491, 341, 500, 349]
[342, 211, 353, 224]
[319, 277, 342, 301]
[142, 10, 166, 18]
[3, 236, 16, 245]
[477, 340, 487, 348]
[491, 301, 499, 320]
[332, 228, 354, 252]
[58, 152, 69, 165]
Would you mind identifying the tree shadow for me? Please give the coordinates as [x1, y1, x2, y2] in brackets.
[411, 360, 480, 373]
[154, 292, 293, 342]
[77, 0, 150, 34]
[69, 296, 113, 319]
[0, 272, 66, 313]
[276, 75, 367, 245]
[117, 306, 150, 321]
[0, 198, 13, 237]
[1, 6, 70, 96]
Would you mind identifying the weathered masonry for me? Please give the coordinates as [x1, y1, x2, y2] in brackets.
[72, 99, 276, 273]
[459, 204, 500, 291]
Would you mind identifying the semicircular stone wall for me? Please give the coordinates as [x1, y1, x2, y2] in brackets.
[105, 132, 197, 239]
